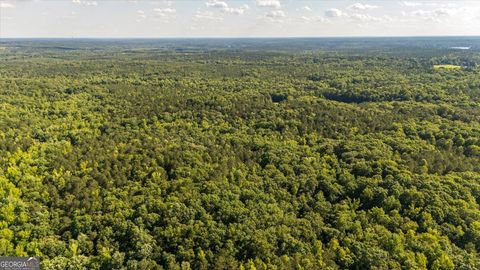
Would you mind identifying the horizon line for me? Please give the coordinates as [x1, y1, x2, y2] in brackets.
[1, 35, 480, 40]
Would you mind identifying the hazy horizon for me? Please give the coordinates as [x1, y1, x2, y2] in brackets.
[2, 35, 480, 40]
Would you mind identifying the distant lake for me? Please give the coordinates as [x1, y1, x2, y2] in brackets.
[451, 46, 471, 50]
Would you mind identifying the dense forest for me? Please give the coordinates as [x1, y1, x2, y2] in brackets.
[0, 38, 480, 269]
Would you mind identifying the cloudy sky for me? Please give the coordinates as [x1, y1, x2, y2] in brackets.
[1, 0, 479, 38]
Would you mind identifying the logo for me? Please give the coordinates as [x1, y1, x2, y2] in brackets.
[0, 257, 39, 270]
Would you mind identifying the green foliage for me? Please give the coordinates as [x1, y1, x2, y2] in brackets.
[0, 39, 479, 269]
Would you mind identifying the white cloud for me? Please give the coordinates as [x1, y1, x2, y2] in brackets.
[206, 1, 249, 15]
[72, 0, 98, 6]
[323, 7, 389, 24]
[149, 1, 175, 6]
[137, 10, 146, 18]
[297, 15, 326, 23]
[349, 13, 377, 21]
[154, 7, 176, 17]
[325, 8, 344, 18]
[194, 10, 224, 21]
[256, 0, 281, 9]
[0, 2, 14, 8]
[348, 13, 391, 23]
[410, 8, 454, 17]
[402, 1, 422, 7]
[223, 5, 249, 15]
[135, 10, 146, 22]
[405, 7, 457, 22]
[262, 9, 286, 23]
[265, 10, 286, 18]
[348, 3, 379, 11]
[206, 0, 228, 9]
[300, 6, 312, 12]
[154, 8, 176, 13]
[402, 1, 458, 8]
[299, 16, 311, 22]
[432, 8, 454, 16]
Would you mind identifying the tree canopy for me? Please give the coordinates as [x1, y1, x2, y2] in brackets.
[0, 38, 479, 269]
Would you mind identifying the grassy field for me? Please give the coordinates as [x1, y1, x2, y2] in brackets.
[433, 64, 463, 70]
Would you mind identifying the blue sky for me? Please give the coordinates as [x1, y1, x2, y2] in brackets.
[1, 0, 480, 37]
